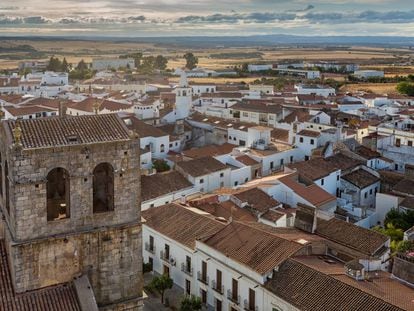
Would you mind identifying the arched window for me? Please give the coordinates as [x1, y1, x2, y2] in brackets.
[93, 163, 114, 213]
[47, 168, 70, 221]
[160, 144, 165, 153]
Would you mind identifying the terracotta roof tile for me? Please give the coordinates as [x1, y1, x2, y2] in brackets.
[0, 239, 81, 311]
[316, 218, 388, 256]
[342, 169, 380, 189]
[266, 258, 408, 311]
[235, 155, 259, 166]
[142, 204, 225, 249]
[5, 114, 131, 149]
[177, 156, 228, 177]
[297, 129, 321, 137]
[183, 144, 234, 159]
[141, 171, 193, 202]
[278, 173, 336, 207]
[233, 188, 279, 213]
[203, 222, 303, 274]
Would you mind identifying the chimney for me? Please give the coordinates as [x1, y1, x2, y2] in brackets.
[59, 101, 67, 118]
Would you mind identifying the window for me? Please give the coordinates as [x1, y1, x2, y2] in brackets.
[245, 178, 248, 183]
[231, 278, 238, 302]
[201, 261, 207, 282]
[149, 235, 154, 252]
[270, 161, 274, 170]
[290, 156, 294, 163]
[215, 299, 222, 311]
[164, 244, 170, 260]
[249, 288, 256, 311]
[337, 175, 340, 181]
[299, 137, 304, 143]
[220, 173, 224, 178]
[364, 192, 368, 199]
[234, 181, 238, 187]
[215, 269, 222, 293]
[321, 178, 324, 186]
[370, 189, 373, 195]
[185, 279, 191, 295]
[200, 178, 204, 184]
[201, 289, 207, 304]
[408, 141, 413, 147]
[396, 138, 401, 147]
[280, 159, 284, 166]
[148, 257, 153, 271]
[160, 144, 165, 153]
[310, 139, 315, 145]
[47, 167, 70, 221]
[185, 256, 192, 272]
[220, 181, 224, 188]
[243, 112, 249, 117]
[93, 163, 114, 213]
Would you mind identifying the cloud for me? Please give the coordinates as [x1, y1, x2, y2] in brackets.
[176, 12, 297, 24]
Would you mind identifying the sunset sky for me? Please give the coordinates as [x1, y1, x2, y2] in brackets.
[0, 0, 413, 37]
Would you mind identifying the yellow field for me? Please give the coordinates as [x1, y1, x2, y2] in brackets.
[341, 83, 399, 95]
[169, 76, 261, 84]
[2, 39, 413, 72]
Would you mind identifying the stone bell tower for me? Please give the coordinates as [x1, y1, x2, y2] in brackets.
[0, 114, 144, 310]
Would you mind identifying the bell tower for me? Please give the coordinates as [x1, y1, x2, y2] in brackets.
[174, 71, 192, 118]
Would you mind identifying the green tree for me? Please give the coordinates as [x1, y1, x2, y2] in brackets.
[385, 208, 414, 232]
[180, 295, 202, 311]
[184, 52, 198, 70]
[140, 56, 156, 73]
[150, 274, 173, 304]
[154, 55, 168, 70]
[46, 56, 63, 71]
[373, 223, 404, 242]
[61, 58, 69, 72]
[76, 59, 88, 71]
[152, 159, 170, 173]
[396, 81, 414, 96]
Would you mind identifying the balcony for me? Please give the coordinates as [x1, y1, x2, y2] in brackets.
[211, 280, 224, 295]
[160, 250, 169, 262]
[197, 271, 209, 285]
[144, 242, 155, 254]
[160, 251, 176, 266]
[227, 289, 240, 305]
[243, 300, 258, 311]
[181, 263, 193, 276]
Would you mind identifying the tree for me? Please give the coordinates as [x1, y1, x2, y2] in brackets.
[76, 59, 88, 71]
[46, 56, 63, 72]
[384, 208, 414, 232]
[149, 274, 173, 304]
[396, 81, 414, 96]
[180, 295, 202, 311]
[152, 159, 170, 173]
[61, 58, 69, 72]
[154, 55, 168, 70]
[140, 56, 156, 73]
[184, 52, 198, 70]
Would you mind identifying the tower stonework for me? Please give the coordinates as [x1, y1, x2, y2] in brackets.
[0, 114, 144, 310]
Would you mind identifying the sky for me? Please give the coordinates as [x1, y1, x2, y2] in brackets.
[0, 0, 414, 37]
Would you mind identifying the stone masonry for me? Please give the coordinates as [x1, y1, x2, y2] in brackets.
[0, 115, 144, 310]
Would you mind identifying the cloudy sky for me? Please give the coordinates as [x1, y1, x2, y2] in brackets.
[0, 0, 414, 37]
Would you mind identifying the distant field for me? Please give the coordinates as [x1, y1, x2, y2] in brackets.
[169, 76, 261, 84]
[341, 83, 399, 94]
[1, 39, 413, 72]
